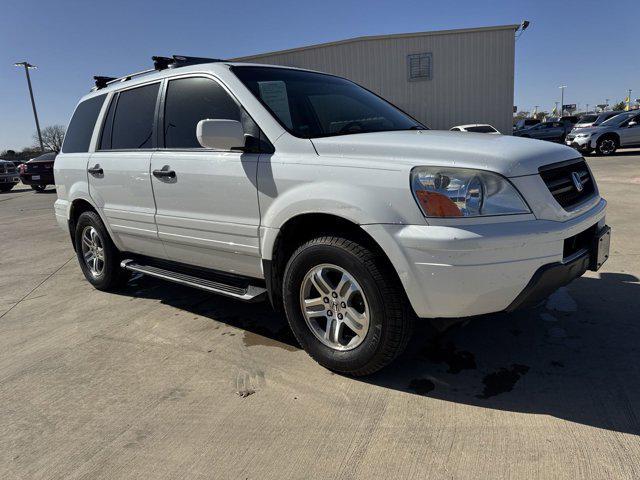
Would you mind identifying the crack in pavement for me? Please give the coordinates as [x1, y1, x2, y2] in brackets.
[0, 256, 75, 320]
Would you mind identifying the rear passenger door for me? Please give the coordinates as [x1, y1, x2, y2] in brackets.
[150, 75, 262, 278]
[89, 82, 167, 258]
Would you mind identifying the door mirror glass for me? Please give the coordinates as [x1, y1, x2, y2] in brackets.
[196, 119, 245, 150]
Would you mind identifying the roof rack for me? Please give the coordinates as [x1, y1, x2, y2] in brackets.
[91, 55, 224, 91]
[93, 76, 117, 89]
[152, 55, 225, 70]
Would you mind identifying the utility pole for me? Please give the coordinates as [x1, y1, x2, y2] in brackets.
[559, 85, 567, 116]
[14, 61, 44, 152]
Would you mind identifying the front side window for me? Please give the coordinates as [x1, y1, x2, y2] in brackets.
[62, 94, 106, 153]
[163, 77, 241, 148]
[232, 66, 424, 138]
[100, 83, 159, 150]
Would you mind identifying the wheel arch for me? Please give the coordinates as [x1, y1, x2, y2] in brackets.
[67, 197, 119, 251]
[263, 212, 403, 313]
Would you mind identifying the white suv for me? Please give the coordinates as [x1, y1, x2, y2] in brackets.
[55, 56, 610, 375]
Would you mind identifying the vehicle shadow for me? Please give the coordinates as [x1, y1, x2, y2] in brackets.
[361, 271, 640, 436]
[585, 149, 640, 158]
[114, 271, 640, 435]
[0, 187, 32, 194]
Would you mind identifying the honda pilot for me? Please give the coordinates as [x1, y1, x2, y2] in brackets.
[55, 56, 610, 375]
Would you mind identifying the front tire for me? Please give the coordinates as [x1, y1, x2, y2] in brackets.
[282, 236, 413, 376]
[596, 136, 617, 156]
[74, 211, 129, 291]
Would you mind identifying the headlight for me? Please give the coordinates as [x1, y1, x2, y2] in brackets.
[411, 167, 530, 217]
[576, 133, 591, 138]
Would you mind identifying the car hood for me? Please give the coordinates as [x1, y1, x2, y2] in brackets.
[310, 130, 580, 177]
[571, 126, 609, 135]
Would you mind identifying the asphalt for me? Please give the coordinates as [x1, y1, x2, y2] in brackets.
[1, 150, 640, 479]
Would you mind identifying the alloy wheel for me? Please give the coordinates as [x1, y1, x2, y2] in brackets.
[81, 226, 105, 277]
[299, 263, 370, 351]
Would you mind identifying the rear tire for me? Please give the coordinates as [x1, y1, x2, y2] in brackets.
[74, 211, 130, 291]
[31, 184, 47, 192]
[282, 236, 413, 376]
[596, 136, 617, 156]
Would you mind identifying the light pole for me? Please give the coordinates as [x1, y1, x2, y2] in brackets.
[605, 99, 610, 111]
[559, 85, 567, 116]
[628, 89, 633, 110]
[14, 61, 44, 152]
[554, 102, 559, 116]
[586, 103, 590, 113]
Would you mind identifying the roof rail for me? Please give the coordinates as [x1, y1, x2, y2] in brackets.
[91, 55, 224, 91]
[152, 55, 225, 70]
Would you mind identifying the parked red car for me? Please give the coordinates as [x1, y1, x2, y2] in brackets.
[19, 152, 56, 191]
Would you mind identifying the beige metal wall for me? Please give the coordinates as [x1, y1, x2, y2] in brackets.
[233, 26, 516, 135]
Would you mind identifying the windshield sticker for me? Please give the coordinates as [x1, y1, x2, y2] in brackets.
[258, 81, 293, 129]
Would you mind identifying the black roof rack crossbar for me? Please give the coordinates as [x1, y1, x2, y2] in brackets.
[94, 76, 117, 89]
[91, 55, 225, 91]
[152, 55, 225, 71]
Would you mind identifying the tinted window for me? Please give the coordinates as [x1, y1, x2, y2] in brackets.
[466, 125, 497, 133]
[578, 115, 598, 123]
[62, 94, 106, 153]
[164, 77, 241, 148]
[232, 66, 424, 138]
[103, 83, 159, 150]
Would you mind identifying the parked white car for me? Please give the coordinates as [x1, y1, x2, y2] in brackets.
[55, 56, 610, 375]
[450, 124, 500, 134]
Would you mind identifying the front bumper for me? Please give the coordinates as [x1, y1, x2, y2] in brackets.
[566, 135, 595, 151]
[363, 198, 607, 318]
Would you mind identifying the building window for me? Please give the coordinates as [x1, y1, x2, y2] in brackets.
[407, 53, 432, 81]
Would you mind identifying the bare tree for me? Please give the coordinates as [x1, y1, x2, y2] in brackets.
[34, 125, 66, 153]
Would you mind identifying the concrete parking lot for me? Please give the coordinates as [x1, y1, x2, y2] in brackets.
[1, 151, 639, 479]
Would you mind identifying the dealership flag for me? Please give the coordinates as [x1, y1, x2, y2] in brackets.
[625, 95, 631, 111]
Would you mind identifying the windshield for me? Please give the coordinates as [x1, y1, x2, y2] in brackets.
[600, 112, 633, 126]
[232, 66, 425, 138]
[466, 125, 497, 133]
[578, 115, 598, 123]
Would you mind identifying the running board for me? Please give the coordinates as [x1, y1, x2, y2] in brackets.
[120, 259, 266, 302]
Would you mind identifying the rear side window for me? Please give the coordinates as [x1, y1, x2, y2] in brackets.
[467, 125, 497, 133]
[163, 77, 241, 148]
[62, 94, 106, 153]
[100, 83, 160, 150]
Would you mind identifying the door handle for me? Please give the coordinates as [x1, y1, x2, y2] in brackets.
[88, 164, 103, 176]
[153, 166, 176, 179]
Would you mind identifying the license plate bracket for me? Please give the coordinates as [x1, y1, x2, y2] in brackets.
[590, 225, 611, 271]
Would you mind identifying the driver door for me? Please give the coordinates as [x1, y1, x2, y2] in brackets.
[150, 75, 263, 278]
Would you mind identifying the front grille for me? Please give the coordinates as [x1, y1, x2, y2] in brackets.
[566, 134, 575, 141]
[539, 158, 595, 209]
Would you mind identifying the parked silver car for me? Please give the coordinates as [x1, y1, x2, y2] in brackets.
[0, 159, 19, 192]
[566, 111, 640, 155]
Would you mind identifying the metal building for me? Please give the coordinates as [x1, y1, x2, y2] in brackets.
[232, 25, 517, 134]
